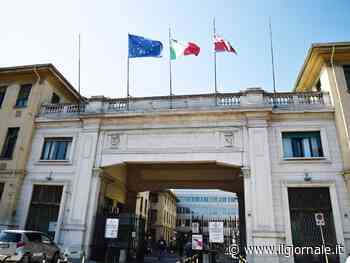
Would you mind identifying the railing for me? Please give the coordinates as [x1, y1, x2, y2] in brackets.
[217, 93, 241, 106]
[41, 103, 85, 114]
[39, 91, 331, 117]
[108, 99, 128, 111]
[264, 92, 325, 105]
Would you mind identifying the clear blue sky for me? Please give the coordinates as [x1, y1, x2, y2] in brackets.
[0, 0, 349, 98]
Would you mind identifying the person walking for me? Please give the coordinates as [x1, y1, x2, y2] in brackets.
[157, 236, 167, 261]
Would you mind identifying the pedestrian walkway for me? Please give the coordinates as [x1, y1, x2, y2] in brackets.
[144, 252, 181, 263]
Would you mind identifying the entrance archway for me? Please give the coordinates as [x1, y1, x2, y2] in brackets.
[90, 161, 246, 262]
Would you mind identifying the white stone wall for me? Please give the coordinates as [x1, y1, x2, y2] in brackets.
[268, 118, 348, 263]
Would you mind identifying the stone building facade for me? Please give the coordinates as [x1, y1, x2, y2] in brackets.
[13, 86, 350, 263]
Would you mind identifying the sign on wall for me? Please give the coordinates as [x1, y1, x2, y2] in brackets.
[192, 234, 203, 250]
[315, 213, 325, 226]
[105, 218, 119, 238]
[209, 221, 224, 243]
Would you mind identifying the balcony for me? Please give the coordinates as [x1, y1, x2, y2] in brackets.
[39, 88, 332, 118]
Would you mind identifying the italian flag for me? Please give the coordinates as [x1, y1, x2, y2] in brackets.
[170, 39, 200, 60]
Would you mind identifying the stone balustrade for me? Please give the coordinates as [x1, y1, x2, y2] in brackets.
[39, 88, 332, 117]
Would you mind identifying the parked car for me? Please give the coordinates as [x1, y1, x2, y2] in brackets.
[0, 230, 60, 263]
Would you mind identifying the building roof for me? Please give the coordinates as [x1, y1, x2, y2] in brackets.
[294, 42, 350, 91]
[0, 63, 84, 101]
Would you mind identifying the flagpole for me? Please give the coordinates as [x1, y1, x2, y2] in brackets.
[269, 17, 277, 108]
[78, 33, 81, 95]
[169, 27, 173, 109]
[213, 18, 218, 105]
[127, 34, 130, 110]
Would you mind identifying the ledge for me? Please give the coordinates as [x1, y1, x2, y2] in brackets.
[279, 157, 330, 164]
[35, 160, 73, 166]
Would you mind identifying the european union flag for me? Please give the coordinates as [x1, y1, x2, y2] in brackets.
[128, 34, 163, 58]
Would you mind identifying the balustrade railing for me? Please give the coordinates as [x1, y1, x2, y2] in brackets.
[39, 91, 330, 117]
[41, 103, 85, 114]
[264, 92, 325, 105]
[108, 99, 128, 111]
[217, 94, 241, 106]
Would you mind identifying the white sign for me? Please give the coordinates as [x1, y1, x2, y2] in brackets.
[209, 221, 224, 243]
[315, 213, 325, 226]
[48, 222, 57, 232]
[192, 222, 199, 233]
[105, 218, 119, 238]
[192, 234, 203, 250]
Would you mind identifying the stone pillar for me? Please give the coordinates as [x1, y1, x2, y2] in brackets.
[67, 119, 101, 254]
[246, 113, 278, 263]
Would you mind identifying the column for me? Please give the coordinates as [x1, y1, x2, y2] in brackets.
[68, 119, 101, 254]
[246, 114, 279, 263]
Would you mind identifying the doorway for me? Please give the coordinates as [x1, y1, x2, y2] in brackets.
[25, 185, 63, 239]
[288, 187, 339, 263]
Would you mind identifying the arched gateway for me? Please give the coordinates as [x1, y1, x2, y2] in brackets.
[15, 88, 348, 263]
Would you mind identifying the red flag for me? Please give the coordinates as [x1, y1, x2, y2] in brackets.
[183, 42, 200, 56]
[214, 36, 237, 54]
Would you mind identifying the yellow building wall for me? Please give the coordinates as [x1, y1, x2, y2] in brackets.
[0, 71, 80, 227]
[323, 66, 350, 173]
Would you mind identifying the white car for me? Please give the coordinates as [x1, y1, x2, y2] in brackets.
[0, 230, 60, 263]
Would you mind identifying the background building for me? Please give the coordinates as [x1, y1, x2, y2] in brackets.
[174, 189, 238, 245]
[148, 190, 177, 242]
[0, 64, 81, 229]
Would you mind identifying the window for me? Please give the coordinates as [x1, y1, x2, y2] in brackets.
[1, 127, 19, 159]
[0, 86, 7, 108]
[282, 131, 323, 158]
[0, 183, 4, 201]
[344, 65, 350, 92]
[40, 137, 72, 160]
[139, 197, 143, 213]
[15, 84, 32, 108]
[51, 93, 60, 104]
[0, 232, 22, 242]
[315, 80, 321, 92]
[25, 233, 42, 243]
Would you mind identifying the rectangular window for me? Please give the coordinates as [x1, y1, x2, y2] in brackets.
[139, 197, 143, 214]
[1, 127, 19, 159]
[344, 65, 350, 92]
[15, 84, 32, 108]
[0, 86, 7, 108]
[282, 131, 323, 158]
[40, 137, 72, 160]
[0, 182, 4, 201]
